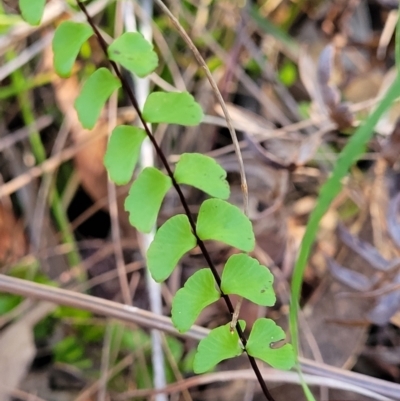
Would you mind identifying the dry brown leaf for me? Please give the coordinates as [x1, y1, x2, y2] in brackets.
[343, 69, 384, 104]
[0, 302, 54, 401]
[0, 203, 26, 264]
[0, 322, 35, 401]
[381, 117, 400, 167]
[317, 43, 354, 129]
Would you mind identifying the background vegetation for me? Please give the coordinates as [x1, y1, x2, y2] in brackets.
[1, 1, 400, 400]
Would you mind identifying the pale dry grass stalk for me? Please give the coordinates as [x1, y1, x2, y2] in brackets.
[1, 274, 400, 399]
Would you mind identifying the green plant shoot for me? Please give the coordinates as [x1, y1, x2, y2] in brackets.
[48, 11, 295, 382]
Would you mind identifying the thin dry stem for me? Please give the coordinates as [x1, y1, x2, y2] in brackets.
[153, 0, 249, 216]
[1, 274, 400, 399]
[114, 369, 393, 401]
[0, 128, 108, 198]
[124, 0, 168, 397]
[106, 31, 132, 307]
[0, 274, 208, 340]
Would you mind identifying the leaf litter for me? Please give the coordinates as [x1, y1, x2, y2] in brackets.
[3, 0, 400, 400]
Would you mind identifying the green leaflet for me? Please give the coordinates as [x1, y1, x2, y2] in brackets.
[221, 254, 275, 306]
[247, 318, 295, 370]
[172, 269, 220, 333]
[147, 215, 197, 282]
[52, 21, 94, 77]
[19, 0, 45, 25]
[143, 92, 203, 126]
[74, 68, 121, 129]
[104, 125, 147, 185]
[108, 32, 158, 78]
[174, 153, 230, 199]
[125, 167, 172, 233]
[194, 321, 245, 374]
[196, 199, 255, 252]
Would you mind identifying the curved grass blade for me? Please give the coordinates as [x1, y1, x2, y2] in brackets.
[290, 77, 400, 361]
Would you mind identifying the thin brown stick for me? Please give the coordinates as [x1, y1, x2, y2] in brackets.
[0, 274, 207, 340]
[0, 116, 53, 151]
[0, 128, 108, 198]
[114, 368, 393, 401]
[107, 79, 132, 306]
[1, 274, 400, 400]
[153, 0, 249, 216]
[74, 354, 134, 401]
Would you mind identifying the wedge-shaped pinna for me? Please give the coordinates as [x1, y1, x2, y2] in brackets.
[74, 68, 121, 129]
[174, 153, 230, 199]
[194, 321, 245, 373]
[172, 269, 220, 333]
[19, 0, 45, 25]
[246, 318, 295, 370]
[125, 167, 172, 233]
[196, 199, 255, 252]
[147, 215, 196, 282]
[221, 254, 275, 306]
[194, 318, 295, 373]
[108, 32, 158, 78]
[143, 92, 203, 126]
[104, 126, 147, 185]
[53, 21, 94, 77]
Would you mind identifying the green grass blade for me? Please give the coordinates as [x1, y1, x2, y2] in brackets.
[396, 8, 400, 72]
[290, 77, 400, 357]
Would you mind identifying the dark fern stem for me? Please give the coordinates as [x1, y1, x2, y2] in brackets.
[76, 2, 276, 400]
